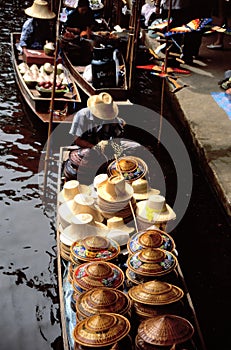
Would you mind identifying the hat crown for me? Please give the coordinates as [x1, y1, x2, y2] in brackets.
[106, 175, 125, 199]
[147, 195, 167, 212]
[132, 179, 148, 193]
[107, 216, 124, 229]
[25, 0, 56, 19]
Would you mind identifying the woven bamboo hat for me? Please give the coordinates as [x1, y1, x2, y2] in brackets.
[136, 195, 176, 223]
[127, 229, 176, 254]
[138, 314, 194, 346]
[70, 235, 120, 263]
[87, 92, 119, 120]
[73, 313, 130, 347]
[108, 156, 148, 183]
[76, 287, 131, 319]
[73, 261, 124, 291]
[128, 280, 184, 305]
[25, 0, 56, 19]
[97, 175, 134, 203]
[127, 248, 177, 276]
[58, 180, 91, 204]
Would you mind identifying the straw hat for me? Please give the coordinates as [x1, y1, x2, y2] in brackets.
[132, 179, 160, 200]
[25, 0, 56, 19]
[136, 195, 176, 223]
[76, 287, 131, 319]
[127, 229, 176, 255]
[107, 230, 130, 247]
[58, 180, 91, 204]
[58, 193, 104, 228]
[93, 173, 108, 189]
[87, 92, 119, 120]
[73, 313, 131, 347]
[107, 156, 148, 183]
[107, 216, 135, 235]
[97, 175, 134, 203]
[138, 315, 194, 346]
[128, 280, 184, 305]
[60, 214, 108, 247]
[70, 235, 120, 262]
[127, 248, 177, 276]
[73, 261, 124, 291]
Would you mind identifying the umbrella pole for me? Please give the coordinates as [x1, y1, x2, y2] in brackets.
[43, 0, 62, 199]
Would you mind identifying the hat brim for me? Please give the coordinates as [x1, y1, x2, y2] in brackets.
[87, 95, 119, 120]
[136, 200, 176, 223]
[58, 184, 91, 204]
[97, 180, 134, 203]
[108, 225, 135, 235]
[133, 188, 160, 200]
[25, 7, 56, 19]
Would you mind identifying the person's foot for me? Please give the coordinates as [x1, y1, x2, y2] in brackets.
[207, 43, 223, 49]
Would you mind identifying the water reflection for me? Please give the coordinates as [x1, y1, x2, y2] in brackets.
[0, 1, 61, 349]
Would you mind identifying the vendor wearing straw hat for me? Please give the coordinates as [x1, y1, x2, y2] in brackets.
[69, 92, 125, 150]
[19, 0, 56, 53]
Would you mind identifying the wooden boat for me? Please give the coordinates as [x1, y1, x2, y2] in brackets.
[56, 145, 207, 350]
[11, 32, 82, 124]
[61, 38, 131, 104]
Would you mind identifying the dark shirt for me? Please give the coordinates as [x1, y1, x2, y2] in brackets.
[20, 18, 54, 49]
[65, 8, 95, 31]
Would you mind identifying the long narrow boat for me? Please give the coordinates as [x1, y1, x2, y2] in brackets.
[11, 32, 82, 123]
[56, 145, 207, 350]
[61, 40, 131, 104]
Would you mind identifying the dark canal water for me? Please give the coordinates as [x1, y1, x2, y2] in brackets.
[1, 1, 231, 350]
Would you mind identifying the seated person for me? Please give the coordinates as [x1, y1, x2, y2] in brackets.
[63, 0, 95, 39]
[19, 0, 56, 53]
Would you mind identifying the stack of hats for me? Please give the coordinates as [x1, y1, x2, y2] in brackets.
[106, 216, 135, 252]
[96, 175, 136, 223]
[136, 194, 176, 231]
[127, 228, 176, 256]
[70, 235, 120, 265]
[72, 261, 124, 295]
[128, 280, 184, 322]
[73, 313, 132, 349]
[107, 156, 148, 183]
[75, 287, 131, 322]
[58, 193, 104, 229]
[135, 314, 194, 350]
[126, 248, 178, 286]
[58, 179, 91, 204]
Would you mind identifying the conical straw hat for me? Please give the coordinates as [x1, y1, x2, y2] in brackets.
[76, 287, 131, 318]
[127, 248, 177, 276]
[25, 0, 56, 19]
[128, 280, 184, 305]
[107, 156, 148, 182]
[138, 315, 194, 346]
[73, 261, 124, 291]
[73, 313, 130, 347]
[70, 235, 120, 262]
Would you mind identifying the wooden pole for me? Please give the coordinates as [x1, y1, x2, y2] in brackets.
[43, 0, 62, 198]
